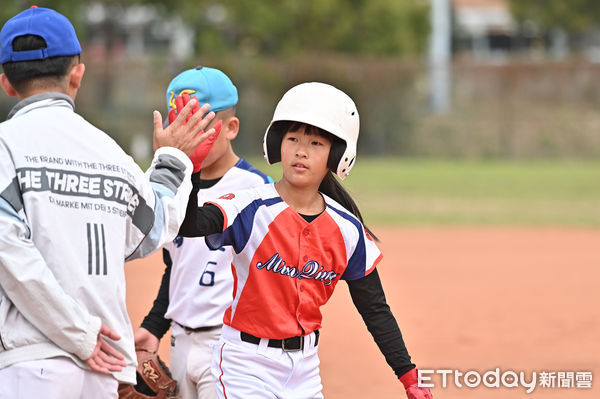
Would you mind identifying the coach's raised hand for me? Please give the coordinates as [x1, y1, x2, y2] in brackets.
[153, 96, 217, 157]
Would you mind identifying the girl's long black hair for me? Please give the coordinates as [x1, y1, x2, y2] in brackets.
[318, 171, 378, 242]
[274, 121, 379, 241]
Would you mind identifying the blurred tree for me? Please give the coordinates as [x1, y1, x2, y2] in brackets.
[509, 0, 600, 32]
[147, 0, 430, 57]
[1, 0, 85, 31]
[3, 1, 430, 58]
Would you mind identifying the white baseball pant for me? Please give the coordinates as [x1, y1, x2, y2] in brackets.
[170, 323, 221, 399]
[0, 356, 118, 399]
[211, 325, 323, 399]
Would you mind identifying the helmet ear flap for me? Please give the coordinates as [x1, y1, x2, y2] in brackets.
[264, 121, 292, 164]
[265, 130, 282, 164]
[327, 137, 346, 173]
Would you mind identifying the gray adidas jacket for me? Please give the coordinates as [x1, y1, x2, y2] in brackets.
[0, 93, 192, 384]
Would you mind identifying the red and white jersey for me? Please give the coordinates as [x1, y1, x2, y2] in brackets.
[206, 183, 382, 339]
[164, 159, 271, 328]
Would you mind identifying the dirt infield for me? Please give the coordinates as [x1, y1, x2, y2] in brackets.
[125, 227, 600, 398]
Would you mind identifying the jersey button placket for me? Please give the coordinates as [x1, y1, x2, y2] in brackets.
[298, 228, 311, 331]
[299, 228, 311, 265]
[295, 277, 304, 328]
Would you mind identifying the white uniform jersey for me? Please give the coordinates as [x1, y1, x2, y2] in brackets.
[164, 159, 271, 328]
[0, 93, 193, 384]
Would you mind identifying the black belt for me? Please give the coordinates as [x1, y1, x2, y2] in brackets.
[240, 330, 319, 352]
[177, 323, 222, 333]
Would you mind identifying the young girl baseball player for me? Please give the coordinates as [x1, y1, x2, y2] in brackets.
[178, 82, 432, 399]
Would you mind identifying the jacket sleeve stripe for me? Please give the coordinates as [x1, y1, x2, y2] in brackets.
[125, 186, 167, 260]
[149, 154, 186, 194]
[0, 177, 23, 213]
[130, 193, 154, 234]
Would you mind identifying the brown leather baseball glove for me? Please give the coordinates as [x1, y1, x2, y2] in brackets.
[118, 350, 178, 399]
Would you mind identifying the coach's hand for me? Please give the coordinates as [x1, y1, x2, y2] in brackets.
[153, 96, 217, 157]
[85, 324, 127, 374]
[167, 93, 223, 172]
[134, 327, 160, 353]
[400, 369, 433, 399]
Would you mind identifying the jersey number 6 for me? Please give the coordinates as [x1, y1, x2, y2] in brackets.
[199, 261, 216, 287]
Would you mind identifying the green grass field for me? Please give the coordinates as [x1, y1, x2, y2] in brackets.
[252, 158, 600, 227]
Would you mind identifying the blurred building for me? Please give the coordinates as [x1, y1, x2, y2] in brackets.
[452, 0, 517, 59]
[84, 3, 193, 69]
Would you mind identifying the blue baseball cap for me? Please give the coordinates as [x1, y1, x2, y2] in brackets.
[166, 66, 238, 114]
[0, 6, 81, 64]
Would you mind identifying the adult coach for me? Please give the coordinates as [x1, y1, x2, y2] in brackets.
[134, 66, 272, 399]
[0, 7, 216, 399]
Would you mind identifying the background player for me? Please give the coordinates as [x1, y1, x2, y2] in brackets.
[177, 82, 433, 399]
[133, 66, 272, 399]
[0, 7, 217, 399]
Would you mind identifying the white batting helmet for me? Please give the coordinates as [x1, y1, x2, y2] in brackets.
[263, 82, 360, 180]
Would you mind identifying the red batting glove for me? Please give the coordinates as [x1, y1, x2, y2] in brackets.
[189, 119, 222, 172]
[400, 369, 433, 399]
[168, 92, 200, 124]
[167, 93, 221, 172]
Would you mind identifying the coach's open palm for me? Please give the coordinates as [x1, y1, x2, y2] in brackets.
[153, 97, 217, 157]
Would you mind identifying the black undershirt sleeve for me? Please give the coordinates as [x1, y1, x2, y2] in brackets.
[346, 268, 416, 378]
[178, 172, 225, 237]
[140, 249, 174, 339]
